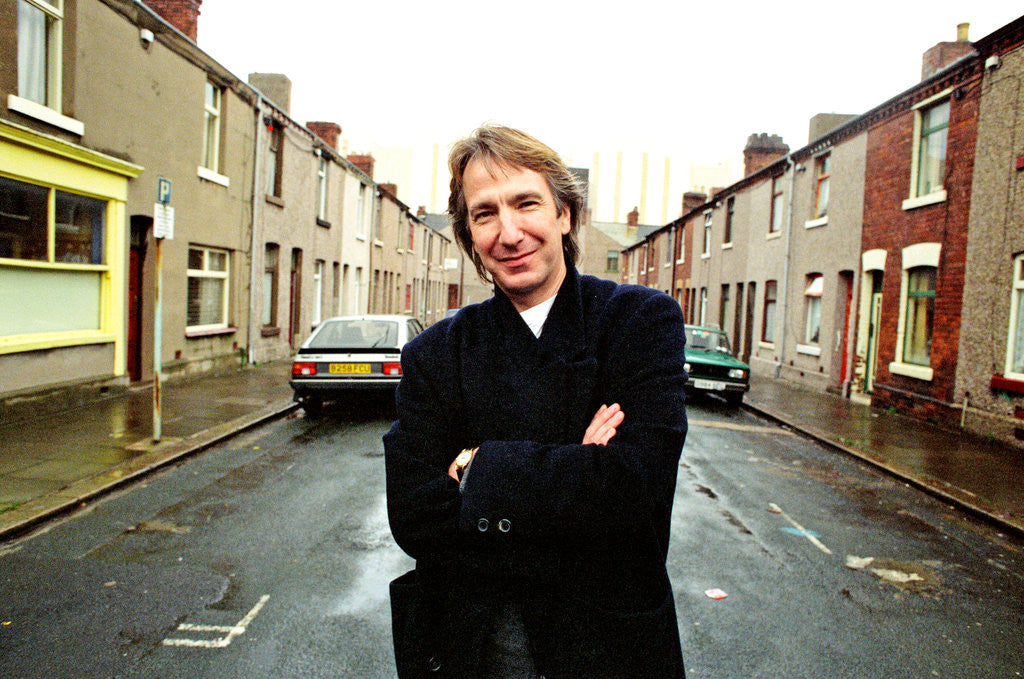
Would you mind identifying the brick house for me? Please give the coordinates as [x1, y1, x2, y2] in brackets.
[857, 27, 982, 421]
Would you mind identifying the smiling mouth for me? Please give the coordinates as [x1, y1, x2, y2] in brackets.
[498, 251, 535, 267]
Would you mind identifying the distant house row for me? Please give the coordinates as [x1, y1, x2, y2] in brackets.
[0, 0, 481, 408]
[621, 17, 1024, 448]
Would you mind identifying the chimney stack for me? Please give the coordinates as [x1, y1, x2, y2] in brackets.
[626, 206, 639, 227]
[743, 133, 789, 177]
[144, 0, 202, 41]
[682, 191, 707, 214]
[248, 73, 292, 115]
[306, 122, 341, 151]
[921, 23, 976, 79]
[417, 206, 427, 217]
[379, 183, 398, 198]
[347, 154, 374, 179]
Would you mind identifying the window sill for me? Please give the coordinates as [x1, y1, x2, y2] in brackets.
[804, 216, 828, 229]
[990, 374, 1024, 395]
[265, 194, 284, 208]
[373, 239, 384, 247]
[700, 253, 711, 260]
[7, 95, 85, 135]
[355, 234, 367, 241]
[796, 343, 821, 356]
[766, 231, 782, 240]
[261, 325, 281, 338]
[758, 341, 775, 350]
[316, 218, 331, 228]
[889, 361, 933, 381]
[721, 243, 733, 250]
[185, 326, 236, 338]
[902, 190, 946, 211]
[676, 258, 685, 265]
[197, 166, 230, 187]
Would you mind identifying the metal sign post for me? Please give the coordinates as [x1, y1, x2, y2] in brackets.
[153, 179, 174, 442]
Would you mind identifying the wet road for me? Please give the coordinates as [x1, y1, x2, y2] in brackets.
[0, 393, 1022, 678]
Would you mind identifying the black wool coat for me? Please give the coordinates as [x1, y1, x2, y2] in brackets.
[384, 264, 688, 678]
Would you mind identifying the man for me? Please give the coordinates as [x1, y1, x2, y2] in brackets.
[384, 125, 688, 678]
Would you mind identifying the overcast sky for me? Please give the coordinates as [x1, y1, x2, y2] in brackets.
[197, 1, 1020, 217]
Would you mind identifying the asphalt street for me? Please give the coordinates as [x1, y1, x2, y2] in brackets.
[0, 393, 1021, 678]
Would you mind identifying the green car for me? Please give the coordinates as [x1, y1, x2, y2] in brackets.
[683, 325, 750, 407]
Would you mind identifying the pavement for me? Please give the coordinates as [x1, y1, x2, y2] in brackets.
[1, 362, 1021, 541]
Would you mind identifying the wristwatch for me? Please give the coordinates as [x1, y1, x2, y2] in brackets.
[454, 448, 476, 481]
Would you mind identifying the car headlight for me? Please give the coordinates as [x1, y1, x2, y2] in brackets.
[684, 362, 691, 373]
[728, 368, 748, 379]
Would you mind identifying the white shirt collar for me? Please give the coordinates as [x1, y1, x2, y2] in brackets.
[518, 294, 557, 338]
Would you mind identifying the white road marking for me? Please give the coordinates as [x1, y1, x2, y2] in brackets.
[769, 502, 833, 555]
[163, 594, 269, 649]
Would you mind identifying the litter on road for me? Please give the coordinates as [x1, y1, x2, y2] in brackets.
[704, 588, 729, 600]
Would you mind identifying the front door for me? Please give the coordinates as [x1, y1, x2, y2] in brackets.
[127, 216, 150, 381]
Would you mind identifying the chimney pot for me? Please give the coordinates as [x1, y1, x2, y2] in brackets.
[957, 22, 969, 42]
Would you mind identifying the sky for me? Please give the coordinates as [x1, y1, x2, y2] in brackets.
[196, 1, 1021, 219]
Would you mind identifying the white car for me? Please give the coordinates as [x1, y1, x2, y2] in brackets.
[289, 314, 424, 412]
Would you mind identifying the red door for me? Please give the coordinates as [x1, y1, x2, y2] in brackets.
[839, 273, 854, 384]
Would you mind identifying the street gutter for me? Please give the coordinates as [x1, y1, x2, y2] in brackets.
[0, 400, 299, 543]
[741, 402, 1024, 541]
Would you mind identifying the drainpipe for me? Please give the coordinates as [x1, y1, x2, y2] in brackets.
[775, 156, 797, 378]
[247, 95, 267, 365]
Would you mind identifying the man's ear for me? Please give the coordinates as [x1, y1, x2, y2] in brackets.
[557, 206, 571, 235]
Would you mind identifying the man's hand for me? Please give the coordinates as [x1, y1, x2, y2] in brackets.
[582, 403, 624, 446]
[447, 447, 478, 481]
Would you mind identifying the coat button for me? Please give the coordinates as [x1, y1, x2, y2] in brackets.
[477, 518, 489, 532]
[498, 518, 511, 533]
[426, 656, 442, 672]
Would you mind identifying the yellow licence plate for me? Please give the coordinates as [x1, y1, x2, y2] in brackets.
[329, 363, 371, 374]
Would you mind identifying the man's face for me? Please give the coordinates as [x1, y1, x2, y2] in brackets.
[463, 158, 570, 312]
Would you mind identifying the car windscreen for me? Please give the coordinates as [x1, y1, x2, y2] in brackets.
[686, 328, 731, 353]
[308, 319, 399, 349]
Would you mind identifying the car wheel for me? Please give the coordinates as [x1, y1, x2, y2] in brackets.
[725, 391, 744, 408]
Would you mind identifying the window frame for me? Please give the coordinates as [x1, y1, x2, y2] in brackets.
[17, 0, 63, 110]
[186, 245, 231, 332]
[814, 153, 830, 219]
[262, 243, 279, 328]
[769, 176, 784, 234]
[890, 242, 941, 380]
[316, 156, 328, 223]
[606, 249, 619, 273]
[904, 91, 951, 209]
[762, 280, 777, 344]
[803, 273, 823, 345]
[723, 197, 735, 245]
[202, 81, 222, 174]
[702, 209, 712, 257]
[1005, 254, 1024, 379]
[266, 123, 283, 198]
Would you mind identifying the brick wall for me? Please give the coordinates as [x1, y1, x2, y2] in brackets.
[144, 0, 202, 41]
[863, 77, 980, 421]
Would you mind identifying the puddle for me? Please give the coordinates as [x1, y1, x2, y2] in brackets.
[845, 555, 942, 594]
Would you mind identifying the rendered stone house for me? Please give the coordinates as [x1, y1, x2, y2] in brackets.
[955, 17, 1024, 446]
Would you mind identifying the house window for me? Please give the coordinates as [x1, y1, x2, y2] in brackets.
[263, 244, 278, 327]
[702, 210, 712, 255]
[915, 100, 949, 198]
[724, 197, 735, 244]
[719, 284, 730, 329]
[903, 266, 936, 366]
[804, 274, 823, 344]
[313, 259, 324, 326]
[1006, 254, 1024, 378]
[187, 246, 230, 330]
[675, 223, 685, 263]
[814, 154, 830, 218]
[202, 82, 222, 173]
[665, 227, 674, 264]
[606, 250, 619, 273]
[266, 124, 283, 197]
[699, 287, 708, 325]
[762, 280, 777, 342]
[17, 0, 62, 108]
[409, 219, 416, 250]
[356, 184, 368, 237]
[770, 176, 784, 233]
[316, 156, 328, 222]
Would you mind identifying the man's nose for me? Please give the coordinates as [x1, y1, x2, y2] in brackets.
[496, 208, 523, 246]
